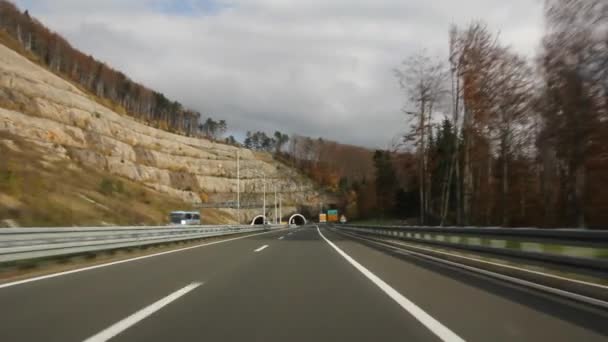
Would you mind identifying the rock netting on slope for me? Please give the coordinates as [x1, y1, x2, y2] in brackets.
[0, 43, 320, 211]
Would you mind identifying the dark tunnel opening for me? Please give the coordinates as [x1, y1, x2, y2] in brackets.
[289, 214, 306, 225]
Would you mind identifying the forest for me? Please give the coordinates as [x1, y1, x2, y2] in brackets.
[388, 0, 608, 228]
[285, 1, 608, 229]
[0, 1, 202, 136]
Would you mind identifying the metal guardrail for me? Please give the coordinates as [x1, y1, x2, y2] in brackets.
[331, 224, 608, 272]
[330, 224, 608, 308]
[0, 224, 284, 263]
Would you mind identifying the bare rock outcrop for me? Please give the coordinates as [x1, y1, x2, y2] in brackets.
[0, 43, 321, 220]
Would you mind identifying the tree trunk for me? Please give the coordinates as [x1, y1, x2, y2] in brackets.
[424, 105, 432, 222]
[540, 144, 553, 226]
[446, 69, 461, 226]
[440, 160, 452, 226]
[463, 128, 472, 226]
[502, 150, 509, 226]
[501, 133, 509, 227]
[573, 164, 586, 228]
[418, 99, 427, 225]
[16, 24, 22, 44]
[456, 156, 462, 225]
[486, 148, 493, 225]
[26, 32, 32, 51]
[419, 141, 425, 225]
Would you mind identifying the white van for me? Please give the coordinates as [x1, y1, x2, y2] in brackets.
[169, 211, 201, 225]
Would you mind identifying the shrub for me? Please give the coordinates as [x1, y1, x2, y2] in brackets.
[137, 190, 151, 204]
[99, 178, 114, 195]
[115, 180, 124, 194]
[0, 169, 21, 194]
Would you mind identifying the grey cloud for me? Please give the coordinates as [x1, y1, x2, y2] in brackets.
[13, 0, 543, 147]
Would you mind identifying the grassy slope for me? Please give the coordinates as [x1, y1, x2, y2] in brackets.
[0, 132, 283, 227]
[0, 132, 197, 226]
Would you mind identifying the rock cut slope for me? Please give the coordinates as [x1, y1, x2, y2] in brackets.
[0, 42, 320, 226]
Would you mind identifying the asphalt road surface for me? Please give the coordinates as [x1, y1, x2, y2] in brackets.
[0, 225, 606, 342]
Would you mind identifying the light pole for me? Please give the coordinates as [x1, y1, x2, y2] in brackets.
[279, 195, 282, 225]
[274, 184, 278, 224]
[262, 173, 266, 224]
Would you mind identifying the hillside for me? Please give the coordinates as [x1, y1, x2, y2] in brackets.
[0, 1, 200, 135]
[0, 39, 322, 227]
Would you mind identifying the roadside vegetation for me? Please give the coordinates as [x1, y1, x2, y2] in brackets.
[288, 1, 608, 229]
[387, 0, 608, 228]
[0, 132, 193, 227]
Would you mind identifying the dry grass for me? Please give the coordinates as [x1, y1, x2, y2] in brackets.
[200, 208, 237, 224]
[253, 150, 275, 163]
[0, 132, 195, 227]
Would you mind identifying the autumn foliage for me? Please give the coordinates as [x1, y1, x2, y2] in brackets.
[0, 1, 200, 135]
[392, 0, 608, 228]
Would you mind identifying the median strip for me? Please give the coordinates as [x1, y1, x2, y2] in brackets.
[83, 282, 202, 342]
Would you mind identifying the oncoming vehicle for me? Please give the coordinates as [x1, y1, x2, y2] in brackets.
[169, 211, 201, 225]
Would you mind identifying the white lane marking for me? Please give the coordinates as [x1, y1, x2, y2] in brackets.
[83, 282, 202, 342]
[278, 236, 284, 240]
[358, 234, 608, 290]
[339, 231, 608, 309]
[254, 245, 269, 252]
[0, 229, 287, 290]
[316, 225, 465, 342]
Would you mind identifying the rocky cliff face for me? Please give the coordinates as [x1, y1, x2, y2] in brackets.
[0, 43, 320, 224]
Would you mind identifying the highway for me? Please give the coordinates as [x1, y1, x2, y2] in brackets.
[0, 225, 606, 342]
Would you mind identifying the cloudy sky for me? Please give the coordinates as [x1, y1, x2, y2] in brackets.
[14, 0, 544, 148]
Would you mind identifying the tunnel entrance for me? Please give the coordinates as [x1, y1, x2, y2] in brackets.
[288, 214, 307, 226]
[251, 215, 266, 225]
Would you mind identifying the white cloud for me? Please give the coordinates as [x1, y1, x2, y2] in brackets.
[13, 0, 544, 147]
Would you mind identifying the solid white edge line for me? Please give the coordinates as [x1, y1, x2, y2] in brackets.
[254, 245, 269, 252]
[339, 230, 608, 309]
[316, 225, 465, 342]
[83, 282, 202, 342]
[0, 229, 286, 290]
[343, 229, 608, 290]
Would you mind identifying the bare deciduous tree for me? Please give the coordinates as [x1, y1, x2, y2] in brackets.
[539, 0, 608, 227]
[488, 49, 534, 226]
[395, 50, 447, 224]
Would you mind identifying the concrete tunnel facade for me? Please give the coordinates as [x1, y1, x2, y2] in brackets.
[250, 213, 307, 225]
